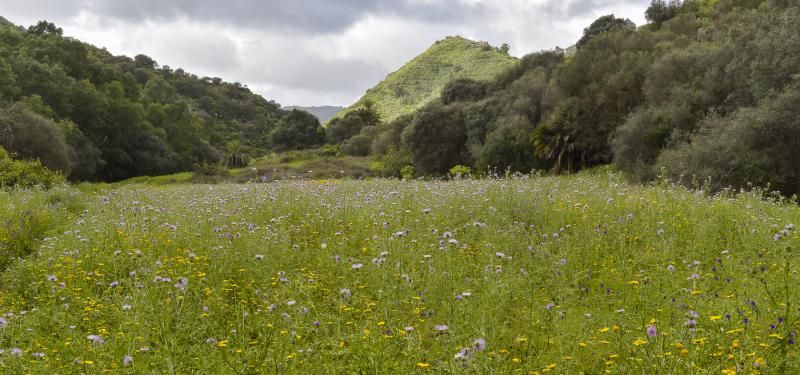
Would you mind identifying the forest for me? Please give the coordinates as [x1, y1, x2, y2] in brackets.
[0, 18, 325, 181]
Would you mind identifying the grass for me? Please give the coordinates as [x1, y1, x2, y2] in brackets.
[0, 172, 797, 373]
[329, 36, 517, 124]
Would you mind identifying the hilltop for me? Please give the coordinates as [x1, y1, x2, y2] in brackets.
[330, 36, 517, 124]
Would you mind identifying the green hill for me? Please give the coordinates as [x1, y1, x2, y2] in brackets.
[330, 36, 517, 124]
[0, 17, 326, 182]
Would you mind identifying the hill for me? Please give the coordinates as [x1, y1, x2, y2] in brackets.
[0, 18, 328, 182]
[330, 36, 517, 124]
[285, 105, 344, 123]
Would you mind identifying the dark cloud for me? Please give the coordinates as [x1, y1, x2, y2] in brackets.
[86, 0, 484, 33]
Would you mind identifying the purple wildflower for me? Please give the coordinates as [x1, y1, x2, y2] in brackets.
[454, 348, 471, 359]
[123, 355, 133, 366]
[47, 275, 57, 282]
[87, 335, 105, 345]
[474, 338, 487, 351]
[351, 263, 363, 270]
[434, 325, 449, 332]
[646, 325, 657, 337]
[340, 288, 352, 300]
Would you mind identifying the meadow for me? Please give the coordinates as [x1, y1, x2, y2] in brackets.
[0, 170, 798, 373]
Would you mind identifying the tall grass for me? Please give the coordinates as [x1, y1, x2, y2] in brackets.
[0, 173, 796, 373]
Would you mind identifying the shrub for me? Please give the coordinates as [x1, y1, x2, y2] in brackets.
[400, 165, 416, 180]
[0, 147, 65, 189]
[449, 165, 472, 178]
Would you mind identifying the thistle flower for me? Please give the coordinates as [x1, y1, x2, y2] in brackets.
[474, 338, 487, 351]
[646, 325, 657, 337]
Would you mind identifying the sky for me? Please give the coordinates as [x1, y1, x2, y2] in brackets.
[2, 0, 649, 107]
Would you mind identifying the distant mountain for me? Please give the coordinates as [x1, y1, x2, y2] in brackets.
[329, 36, 517, 124]
[285, 106, 344, 123]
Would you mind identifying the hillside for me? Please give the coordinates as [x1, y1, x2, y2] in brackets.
[330, 36, 517, 124]
[0, 17, 330, 182]
[285, 105, 344, 123]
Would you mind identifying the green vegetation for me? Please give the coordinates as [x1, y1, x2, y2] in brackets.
[0, 186, 84, 269]
[330, 36, 517, 125]
[0, 174, 796, 373]
[324, 0, 800, 197]
[0, 18, 325, 182]
[0, 146, 64, 189]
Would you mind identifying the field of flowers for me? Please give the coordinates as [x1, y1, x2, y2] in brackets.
[0, 171, 798, 373]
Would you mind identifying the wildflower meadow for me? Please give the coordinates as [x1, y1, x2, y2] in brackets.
[0, 171, 798, 373]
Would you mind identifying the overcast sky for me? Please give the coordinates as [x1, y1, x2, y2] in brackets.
[3, 0, 649, 107]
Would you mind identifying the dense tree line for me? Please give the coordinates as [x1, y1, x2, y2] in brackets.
[321, 0, 800, 195]
[0, 19, 325, 181]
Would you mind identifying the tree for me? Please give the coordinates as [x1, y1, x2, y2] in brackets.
[645, 0, 682, 27]
[577, 14, 636, 48]
[402, 102, 470, 175]
[0, 102, 74, 175]
[223, 140, 249, 168]
[0, 57, 19, 100]
[270, 110, 326, 151]
[134, 54, 157, 69]
[27, 21, 62, 36]
[441, 78, 487, 104]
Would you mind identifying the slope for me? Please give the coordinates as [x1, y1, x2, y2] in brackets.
[330, 36, 517, 124]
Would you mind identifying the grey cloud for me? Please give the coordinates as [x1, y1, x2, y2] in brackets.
[0, 0, 651, 106]
[86, 0, 484, 33]
[564, 0, 649, 17]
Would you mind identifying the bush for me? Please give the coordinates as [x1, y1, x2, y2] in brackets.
[0, 147, 65, 189]
[656, 83, 800, 194]
[376, 148, 412, 178]
[400, 165, 415, 180]
[449, 165, 472, 179]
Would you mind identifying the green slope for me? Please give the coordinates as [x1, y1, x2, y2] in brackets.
[331, 36, 517, 124]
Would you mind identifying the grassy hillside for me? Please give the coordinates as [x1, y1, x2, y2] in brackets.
[331, 36, 517, 124]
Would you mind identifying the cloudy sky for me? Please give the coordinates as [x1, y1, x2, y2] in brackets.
[3, 0, 649, 107]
